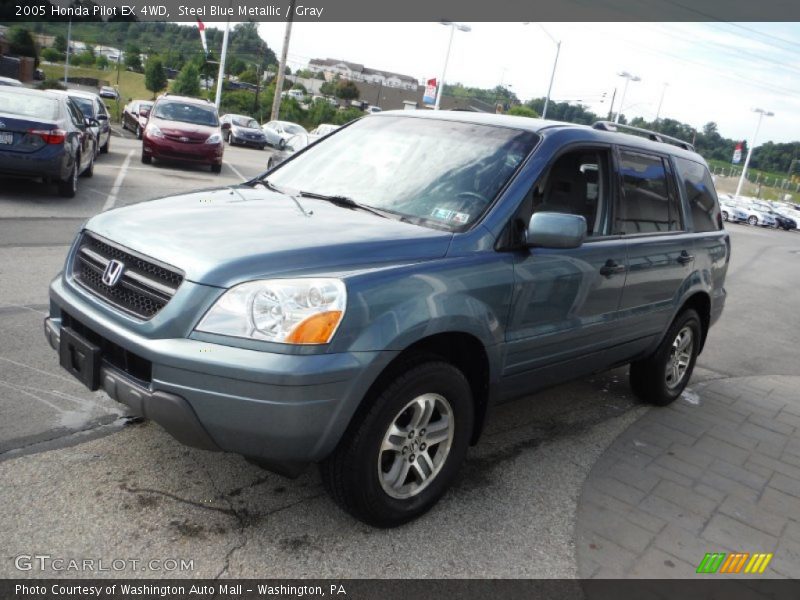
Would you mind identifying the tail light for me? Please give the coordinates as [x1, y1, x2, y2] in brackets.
[28, 129, 66, 144]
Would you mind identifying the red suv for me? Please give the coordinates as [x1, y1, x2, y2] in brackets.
[141, 94, 224, 173]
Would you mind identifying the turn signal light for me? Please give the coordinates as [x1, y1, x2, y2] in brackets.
[285, 311, 343, 345]
[28, 129, 66, 144]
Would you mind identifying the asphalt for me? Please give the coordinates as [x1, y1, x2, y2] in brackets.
[0, 134, 798, 578]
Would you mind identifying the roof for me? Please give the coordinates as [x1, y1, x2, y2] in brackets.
[374, 110, 703, 160]
[157, 94, 213, 106]
[0, 86, 61, 99]
[49, 88, 102, 100]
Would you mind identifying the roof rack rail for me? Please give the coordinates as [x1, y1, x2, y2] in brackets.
[592, 121, 695, 151]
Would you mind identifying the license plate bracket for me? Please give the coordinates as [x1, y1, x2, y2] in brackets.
[59, 327, 101, 390]
[0, 132, 13, 145]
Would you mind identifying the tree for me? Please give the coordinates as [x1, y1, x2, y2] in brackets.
[508, 105, 538, 118]
[54, 34, 68, 53]
[9, 28, 39, 66]
[95, 54, 109, 70]
[171, 62, 201, 97]
[319, 80, 336, 96]
[334, 79, 359, 101]
[125, 44, 142, 71]
[144, 57, 168, 98]
[41, 48, 63, 63]
[237, 68, 259, 85]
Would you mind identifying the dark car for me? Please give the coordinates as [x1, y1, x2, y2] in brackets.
[99, 86, 119, 100]
[0, 86, 96, 197]
[141, 94, 224, 173]
[121, 99, 153, 139]
[50, 89, 111, 155]
[754, 203, 797, 231]
[219, 113, 267, 149]
[45, 114, 728, 526]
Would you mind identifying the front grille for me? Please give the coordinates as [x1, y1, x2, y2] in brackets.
[62, 311, 152, 384]
[72, 232, 184, 320]
[164, 134, 203, 144]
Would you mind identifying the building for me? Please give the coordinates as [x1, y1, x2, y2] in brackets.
[308, 58, 418, 91]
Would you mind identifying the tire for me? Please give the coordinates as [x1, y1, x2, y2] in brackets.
[141, 152, 151, 164]
[721, 211, 728, 222]
[57, 160, 78, 198]
[211, 163, 222, 174]
[81, 151, 94, 178]
[136, 124, 142, 140]
[278, 138, 286, 150]
[320, 360, 474, 527]
[101, 137, 109, 154]
[630, 309, 702, 406]
[748, 215, 758, 226]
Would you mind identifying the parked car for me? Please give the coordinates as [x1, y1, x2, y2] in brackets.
[141, 94, 224, 173]
[261, 120, 307, 149]
[309, 123, 339, 138]
[99, 86, 119, 100]
[266, 132, 309, 169]
[718, 198, 747, 224]
[219, 114, 267, 149]
[752, 202, 797, 231]
[773, 206, 800, 230]
[0, 76, 24, 87]
[281, 89, 305, 102]
[121, 99, 153, 139]
[50, 89, 111, 155]
[739, 202, 777, 227]
[45, 113, 728, 526]
[0, 86, 96, 197]
[365, 105, 382, 114]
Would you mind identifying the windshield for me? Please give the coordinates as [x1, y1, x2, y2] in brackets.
[0, 90, 58, 119]
[154, 101, 218, 126]
[230, 116, 257, 128]
[265, 116, 538, 231]
[71, 97, 94, 117]
[282, 123, 306, 134]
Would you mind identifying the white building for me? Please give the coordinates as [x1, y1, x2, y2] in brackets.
[308, 58, 418, 91]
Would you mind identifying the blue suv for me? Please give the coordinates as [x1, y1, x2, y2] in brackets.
[45, 112, 728, 526]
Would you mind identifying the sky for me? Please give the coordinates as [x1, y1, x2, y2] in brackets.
[211, 21, 800, 144]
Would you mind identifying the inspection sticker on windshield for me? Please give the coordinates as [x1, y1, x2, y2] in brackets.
[431, 208, 470, 224]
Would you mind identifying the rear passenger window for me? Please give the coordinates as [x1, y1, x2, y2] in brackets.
[616, 150, 681, 234]
[674, 157, 722, 232]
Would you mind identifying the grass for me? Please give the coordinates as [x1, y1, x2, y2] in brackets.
[41, 63, 152, 122]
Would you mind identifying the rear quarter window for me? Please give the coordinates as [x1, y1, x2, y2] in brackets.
[674, 157, 722, 232]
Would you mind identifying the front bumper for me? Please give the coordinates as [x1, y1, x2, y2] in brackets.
[47, 275, 397, 467]
[143, 136, 224, 165]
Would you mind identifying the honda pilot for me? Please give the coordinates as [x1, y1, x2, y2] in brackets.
[45, 113, 728, 527]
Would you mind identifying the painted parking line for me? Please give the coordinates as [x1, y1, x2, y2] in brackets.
[102, 150, 134, 212]
[226, 161, 248, 182]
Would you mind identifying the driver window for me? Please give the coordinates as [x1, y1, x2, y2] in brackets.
[519, 148, 610, 237]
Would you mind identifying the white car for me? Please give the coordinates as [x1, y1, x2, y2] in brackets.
[261, 120, 307, 149]
[309, 123, 339, 139]
[739, 203, 776, 227]
[719, 199, 748, 224]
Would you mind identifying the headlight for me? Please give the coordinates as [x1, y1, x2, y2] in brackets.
[195, 278, 346, 345]
[147, 124, 164, 138]
[206, 133, 222, 144]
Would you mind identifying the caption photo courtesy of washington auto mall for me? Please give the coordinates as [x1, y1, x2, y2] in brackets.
[0, 0, 800, 593]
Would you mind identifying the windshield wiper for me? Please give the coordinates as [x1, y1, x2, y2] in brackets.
[298, 191, 390, 220]
[255, 179, 312, 217]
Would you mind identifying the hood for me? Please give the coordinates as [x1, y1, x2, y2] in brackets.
[152, 117, 217, 141]
[85, 186, 452, 287]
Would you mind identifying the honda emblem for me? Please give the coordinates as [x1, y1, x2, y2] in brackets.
[101, 259, 125, 287]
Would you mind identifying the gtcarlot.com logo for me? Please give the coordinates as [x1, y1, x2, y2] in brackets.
[14, 554, 194, 572]
[696, 552, 773, 574]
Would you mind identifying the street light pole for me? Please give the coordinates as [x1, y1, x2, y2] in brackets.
[522, 23, 560, 120]
[654, 82, 668, 123]
[735, 108, 774, 199]
[615, 71, 641, 124]
[434, 21, 470, 111]
[64, 19, 71, 87]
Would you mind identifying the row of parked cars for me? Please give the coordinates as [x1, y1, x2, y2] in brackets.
[718, 193, 798, 231]
[0, 84, 113, 197]
[120, 94, 340, 173]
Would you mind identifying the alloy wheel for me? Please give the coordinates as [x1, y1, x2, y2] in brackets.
[665, 326, 693, 390]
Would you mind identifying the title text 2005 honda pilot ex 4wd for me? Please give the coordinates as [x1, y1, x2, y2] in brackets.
[45, 113, 728, 527]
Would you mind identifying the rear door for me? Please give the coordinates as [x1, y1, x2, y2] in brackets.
[614, 147, 695, 342]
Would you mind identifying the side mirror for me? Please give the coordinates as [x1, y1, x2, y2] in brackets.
[139, 108, 150, 118]
[221, 122, 231, 131]
[96, 114, 108, 121]
[527, 212, 587, 249]
[84, 117, 100, 128]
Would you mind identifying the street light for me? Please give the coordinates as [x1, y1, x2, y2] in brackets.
[434, 21, 471, 111]
[735, 108, 775, 199]
[523, 23, 560, 120]
[615, 71, 641, 124]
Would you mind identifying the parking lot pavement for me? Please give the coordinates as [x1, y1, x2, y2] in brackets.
[577, 375, 800, 578]
[1, 148, 799, 577]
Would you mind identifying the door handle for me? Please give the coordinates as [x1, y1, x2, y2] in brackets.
[599, 259, 626, 277]
[677, 251, 695, 265]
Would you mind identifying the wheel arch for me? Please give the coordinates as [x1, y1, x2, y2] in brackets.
[676, 291, 711, 354]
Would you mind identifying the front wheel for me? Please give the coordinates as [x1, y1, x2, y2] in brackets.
[748, 216, 758, 226]
[141, 152, 151, 164]
[630, 309, 702, 406]
[211, 163, 222, 174]
[721, 211, 728, 222]
[136, 124, 142, 140]
[321, 360, 474, 527]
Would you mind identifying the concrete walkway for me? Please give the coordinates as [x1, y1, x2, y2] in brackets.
[576, 375, 800, 578]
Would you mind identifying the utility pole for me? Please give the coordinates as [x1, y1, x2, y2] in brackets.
[64, 19, 72, 87]
[606, 88, 616, 121]
[214, 13, 231, 110]
[271, 0, 295, 121]
[654, 82, 668, 124]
